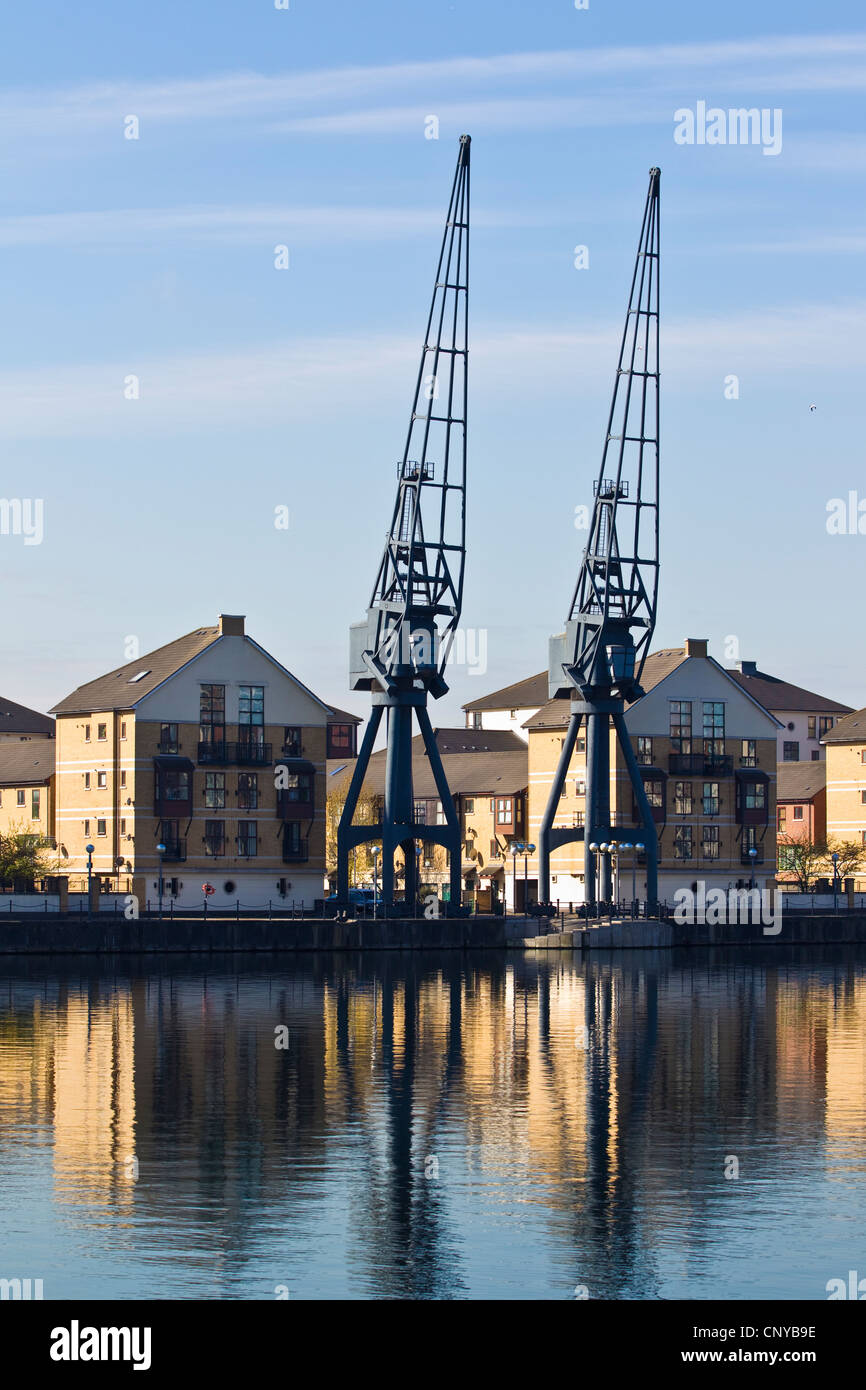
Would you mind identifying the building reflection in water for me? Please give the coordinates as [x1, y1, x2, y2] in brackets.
[0, 952, 864, 1298]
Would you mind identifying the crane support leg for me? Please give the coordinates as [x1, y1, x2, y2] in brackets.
[416, 705, 462, 914]
[336, 704, 384, 903]
[612, 711, 658, 911]
[538, 709, 583, 902]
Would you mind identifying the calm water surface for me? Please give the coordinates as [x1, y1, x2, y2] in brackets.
[1, 949, 864, 1300]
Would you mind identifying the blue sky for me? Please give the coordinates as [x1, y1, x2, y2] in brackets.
[1, 0, 864, 721]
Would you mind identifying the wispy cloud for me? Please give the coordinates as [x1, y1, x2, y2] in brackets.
[0, 202, 545, 250]
[2, 33, 864, 142]
[0, 302, 860, 440]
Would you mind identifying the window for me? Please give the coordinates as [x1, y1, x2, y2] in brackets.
[238, 685, 264, 746]
[464, 798, 475, 813]
[120, 819, 126, 834]
[743, 826, 759, 853]
[701, 825, 720, 860]
[121, 722, 127, 740]
[861, 791, 866, 805]
[577, 737, 586, 753]
[204, 820, 225, 856]
[238, 821, 257, 857]
[16, 789, 25, 806]
[238, 773, 258, 810]
[778, 806, 787, 831]
[96, 819, 107, 836]
[670, 700, 692, 753]
[327, 723, 353, 757]
[792, 805, 803, 820]
[674, 781, 693, 815]
[97, 771, 107, 789]
[862, 752, 866, 765]
[120, 771, 126, 788]
[413, 800, 426, 823]
[702, 781, 720, 816]
[819, 716, 834, 737]
[204, 772, 226, 809]
[783, 741, 799, 761]
[575, 778, 586, 796]
[157, 768, 190, 802]
[862, 831, 866, 847]
[31, 789, 40, 820]
[199, 685, 225, 746]
[644, 779, 664, 809]
[741, 739, 757, 767]
[284, 772, 313, 803]
[436, 801, 447, 826]
[637, 736, 653, 765]
[778, 846, 797, 870]
[807, 716, 816, 739]
[84, 724, 91, 742]
[560, 782, 568, 800]
[702, 701, 725, 756]
[811, 751, 820, 761]
[97, 723, 107, 741]
[496, 798, 513, 824]
[283, 726, 302, 757]
[159, 722, 179, 753]
[673, 826, 693, 860]
[489, 839, 499, 858]
[283, 822, 305, 859]
[83, 819, 90, 836]
[743, 782, 767, 811]
[84, 772, 91, 789]
[470, 712, 482, 729]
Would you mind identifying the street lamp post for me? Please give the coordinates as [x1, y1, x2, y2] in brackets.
[748, 845, 758, 891]
[415, 845, 423, 917]
[633, 842, 644, 916]
[371, 846, 381, 919]
[156, 842, 166, 922]
[832, 851, 839, 913]
[85, 842, 95, 919]
[511, 841, 524, 919]
[524, 843, 536, 915]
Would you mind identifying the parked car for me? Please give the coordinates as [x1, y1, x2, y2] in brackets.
[328, 888, 376, 917]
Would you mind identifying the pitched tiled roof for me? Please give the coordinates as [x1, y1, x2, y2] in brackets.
[726, 668, 852, 716]
[0, 696, 55, 736]
[325, 704, 363, 725]
[462, 671, 548, 713]
[777, 760, 826, 801]
[822, 707, 866, 745]
[523, 648, 692, 730]
[0, 743, 55, 785]
[362, 728, 527, 799]
[50, 627, 223, 715]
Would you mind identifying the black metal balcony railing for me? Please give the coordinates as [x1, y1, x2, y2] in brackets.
[739, 755, 758, 768]
[198, 740, 227, 764]
[282, 837, 309, 863]
[741, 847, 765, 865]
[230, 741, 272, 766]
[668, 753, 733, 775]
[157, 740, 180, 755]
[159, 839, 186, 862]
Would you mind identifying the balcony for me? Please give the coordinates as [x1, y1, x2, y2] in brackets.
[282, 836, 309, 863]
[668, 753, 733, 775]
[159, 839, 186, 863]
[741, 847, 765, 865]
[231, 740, 272, 766]
[739, 755, 759, 768]
[198, 740, 228, 764]
[157, 739, 180, 755]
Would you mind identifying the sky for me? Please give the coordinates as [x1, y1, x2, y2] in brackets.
[1, 0, 864, 725]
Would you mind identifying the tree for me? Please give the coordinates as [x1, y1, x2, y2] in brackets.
[325, 774, 381, 887]
[0, 823, 60, 888]
[777, 832, 866, 892]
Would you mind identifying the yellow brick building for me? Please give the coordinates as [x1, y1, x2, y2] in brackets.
[823, 709, 866, 889]
[49, 615, 334, 910]
[0, 743, 56, 845]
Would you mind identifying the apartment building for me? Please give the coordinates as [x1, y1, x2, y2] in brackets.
[823, 708, 866, 890]
[0, 742, 56, 843]
[49, 614, 333, 910]
[725, 661, 851, 763]
[521, 638, 780, 907]
[359, 727, 528, 909]
[0, 695, 55, 744]
[776, 761, 826, 887]
[462, 673, 548, 743]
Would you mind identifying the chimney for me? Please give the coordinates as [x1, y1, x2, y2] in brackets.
[218, 614, 245, 637]
[738, 660, 758, 676]
[684, 638, 708, 659]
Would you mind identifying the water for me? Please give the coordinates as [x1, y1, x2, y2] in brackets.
[0, 949, 864, 1301]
